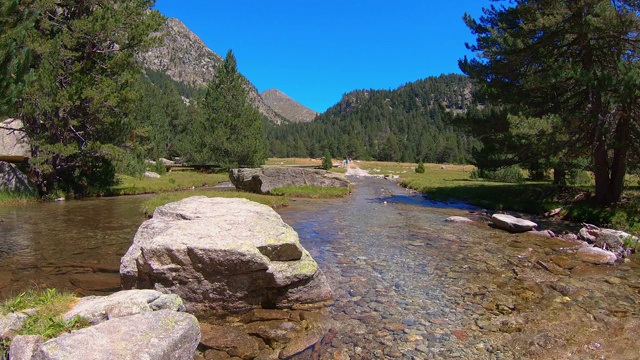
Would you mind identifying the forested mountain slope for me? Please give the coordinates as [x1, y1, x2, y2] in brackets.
[265, 74, 478, 163]
[139, 18, 295, 124]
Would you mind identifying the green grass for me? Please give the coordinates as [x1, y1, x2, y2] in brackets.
[106, 169, 230, 196]
[1, 287, 89, 347]
[141, 189, 291, 217]
[0, 191, 38, 207]
[358, 160, 640, 229]
[271, 185, 351, 198]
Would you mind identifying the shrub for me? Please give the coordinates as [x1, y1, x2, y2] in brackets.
[473, 165, 525, 183]
[321, 151, 333, 170]
[415, 160, 425, 173]
[153, 159, 167, 176]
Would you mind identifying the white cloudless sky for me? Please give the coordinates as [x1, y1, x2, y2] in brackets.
[153, 0, 495, 113]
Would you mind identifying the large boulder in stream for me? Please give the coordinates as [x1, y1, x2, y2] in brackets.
[229, 167, 350, 194]
[120, 196, 333, 315]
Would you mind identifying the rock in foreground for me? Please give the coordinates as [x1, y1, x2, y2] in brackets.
[38, 310, 199, 360]
[491, 214, 538, 233]
[120, 196, 333, 315]
[229, 167, 350, 194]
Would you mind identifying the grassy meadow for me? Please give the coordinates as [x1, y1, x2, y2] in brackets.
[357, 160, 640, 229]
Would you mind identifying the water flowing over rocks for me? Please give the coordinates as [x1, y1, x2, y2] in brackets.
[229, 167, 350, 194]
[120, 196, 333, 315]
[491, 213, 538, 233]
[275, 175, 640, 359]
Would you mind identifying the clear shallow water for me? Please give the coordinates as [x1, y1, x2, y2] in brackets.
[0, 178, 638, 359]
[279, 176, 640, 360]
[0, 195, 150, 298]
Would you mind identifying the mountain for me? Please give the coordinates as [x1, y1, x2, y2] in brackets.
[265, 74, 478, 163]
[261, 89, 318, 123]
[139, 18, 289, 124]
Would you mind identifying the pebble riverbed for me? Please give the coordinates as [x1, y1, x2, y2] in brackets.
[277, 175, 640, 360]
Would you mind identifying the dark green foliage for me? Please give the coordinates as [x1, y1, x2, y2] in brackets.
[322, 150, 333, 170]
[265, 74, 477, 163]
[460, 0, 640, 204]
[415, 160, 425, 173]
[180, 50, 267, 168]
[1, 0, 164, 196]
[476, 165, 526, 184]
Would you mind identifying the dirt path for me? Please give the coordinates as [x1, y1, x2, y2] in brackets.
[345, 162, 370, 177]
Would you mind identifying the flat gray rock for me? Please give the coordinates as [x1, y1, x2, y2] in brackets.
[38, 310, 199, 360]
[64, 289, 185, 325]
[444, 216, 473, 223]
[491, 214, 537, 233]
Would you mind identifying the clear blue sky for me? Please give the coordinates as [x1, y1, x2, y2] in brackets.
[153, 1, 493, 113]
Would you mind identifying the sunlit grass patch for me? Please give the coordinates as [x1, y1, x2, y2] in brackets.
[0, 191, 38, 207]
[1, 287, 88, 341]
[108, 170, 229, 196]
[270, 185, 350, 199]
[141, 189, 290, 217]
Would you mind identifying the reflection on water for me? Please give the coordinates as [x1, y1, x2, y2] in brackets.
[0, 195, 149, 298]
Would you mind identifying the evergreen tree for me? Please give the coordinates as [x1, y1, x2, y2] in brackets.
[322, 150, 333, 170]
[1, 0, 163, 195]
[460, 0, 640, 205]
[415, 159, 425, 173]
[182, 50, 267, 168]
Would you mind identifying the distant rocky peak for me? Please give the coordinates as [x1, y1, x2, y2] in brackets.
[138, 17, 285, 124]
[261, 88, 318, 123]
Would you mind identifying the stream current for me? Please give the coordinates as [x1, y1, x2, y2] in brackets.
[0, 175, 639, 359]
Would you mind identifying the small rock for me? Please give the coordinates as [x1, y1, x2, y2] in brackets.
[444, 216, 473, 223]
[144, 171, 161, 178]
[576, 246, 617, 264]
[200, 323, 261, 360]
[491, 214, 537, 233]
[8, 335, 43, 360]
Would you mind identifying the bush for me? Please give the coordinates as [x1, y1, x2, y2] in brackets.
[472, 165, 525, 183]
[415, 160, 425, 173]
[153, 159, 167, 176]
[321, 151, 333, 170]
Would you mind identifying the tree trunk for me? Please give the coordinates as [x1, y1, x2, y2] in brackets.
[609, 115, 630, 203]
[593, 135, 611, 205]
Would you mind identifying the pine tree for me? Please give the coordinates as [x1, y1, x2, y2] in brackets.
[183, 50, 267, 168]
[1, 0, 164, 195]
[460, 0, 640, 205]
[322, 150, 333, 170]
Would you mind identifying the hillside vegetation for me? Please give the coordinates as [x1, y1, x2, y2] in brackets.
[266, 74, 477, 164]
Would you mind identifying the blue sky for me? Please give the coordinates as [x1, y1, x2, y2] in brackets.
[153, 1, 494, 113]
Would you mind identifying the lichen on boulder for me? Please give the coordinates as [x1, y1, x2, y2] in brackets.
[120, 196, 333, 315]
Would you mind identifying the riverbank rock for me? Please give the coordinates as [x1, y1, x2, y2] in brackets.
[0, 118, 29, 158]
[120, 196, 333, 315]
[37, 309, 199, 360]
[491, 214, 538, 233]
[229, 167, 350, 194]
[0, 162, 36, 195]
[576, 246, 617, 264]
[445, 216, 474, 224]
[578, 224, 635, 257]
[8, 290, 198, 360]
[63, 289, 185, 325]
